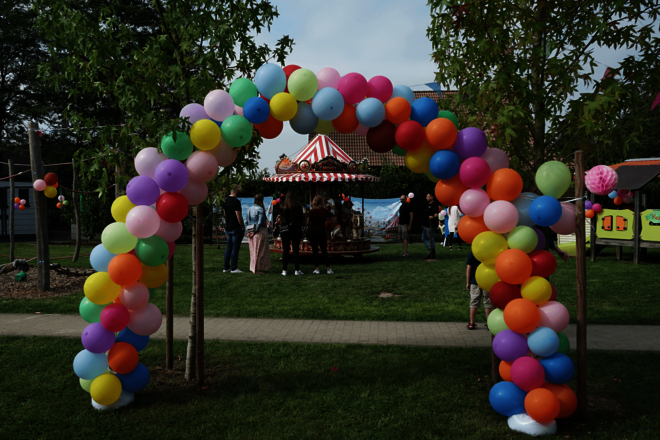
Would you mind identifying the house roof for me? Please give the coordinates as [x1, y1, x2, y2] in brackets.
[292, 135, 353, 164]
[609, 159, 660, 190]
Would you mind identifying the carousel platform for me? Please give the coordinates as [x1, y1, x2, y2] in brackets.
[270, 238, 380, 256]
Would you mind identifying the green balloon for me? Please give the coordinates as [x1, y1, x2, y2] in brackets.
[535, 161, 572, 198]
[79, 297, 106, 324]
[438, 110, 459, 129]
[102, 222, 138, 254]
[80, 377, 93, 393]
[221, 115, 253, 148]
[287, 68, 319, 102]
[507, 226, 539, 254]
[148, 287, 156, 301]
[487, 308, 510, 336]
[135, 235, 169, 267]
[557, 331, 570, 354]
[229, 78, 258, 107]
[63, 200, 69, 206]
[161, 131, 193, 161]
[392, 145, 407, 157]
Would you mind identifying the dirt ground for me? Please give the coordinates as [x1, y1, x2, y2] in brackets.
[0, 268, 85, 298]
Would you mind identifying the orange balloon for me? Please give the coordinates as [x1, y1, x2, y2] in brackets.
[585, 209, 594, 219]
[14, 197, 20, 204]
[457, 215, 489, 244]
[503, 298, 541, 334]
[108, 254, 143, 286]
[487, 168, 523, 201]
[53, 182, 59, 189]
[333, 104, 359, 133]
[57, 202, 62, 209]
[19, 204, 25, 210]
[385, 97, 411, 124]
[542, 383, 577, 418]
[499, 360, 513, 382]
[525, 388, 561, 424]
[255, 114, 283, 139]
[495, 249, 532, 284]
[435, 175, 468, 206]
[426, 118, 458, 151]
[113, 296, 122, 304]
[108, 342, 139, 374]
[614, 196, 623, 205]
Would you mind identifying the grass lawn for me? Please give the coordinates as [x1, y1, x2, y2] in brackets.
[1, 242, 658, 325]
[0, 336, 657, 439]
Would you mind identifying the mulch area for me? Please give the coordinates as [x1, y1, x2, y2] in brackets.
[0, 268, 85, 299]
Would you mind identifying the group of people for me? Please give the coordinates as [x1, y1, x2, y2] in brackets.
[222, 185, 334, 276]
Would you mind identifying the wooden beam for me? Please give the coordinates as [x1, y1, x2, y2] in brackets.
[633, 189, 641, 264]
[166, 255, 174, 370]
[28, 122, 50, 291]
[8, 159, 15, 261]
[574, 150, 588, 417]
[195, 204, 205, 387]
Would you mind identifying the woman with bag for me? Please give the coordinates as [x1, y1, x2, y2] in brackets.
[307, 195, 334, 274]
[246, 194, 270, 274]
[275, 192, 304, 276]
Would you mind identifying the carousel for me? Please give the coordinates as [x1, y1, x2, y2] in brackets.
[263, 135, 380, 256]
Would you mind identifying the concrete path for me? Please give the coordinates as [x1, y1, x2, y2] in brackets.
[1, 314, 658, 351]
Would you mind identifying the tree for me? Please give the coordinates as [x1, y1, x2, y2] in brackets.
[427, 0, 660, 179]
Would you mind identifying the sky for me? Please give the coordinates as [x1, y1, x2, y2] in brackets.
[252, 0, 649, 172]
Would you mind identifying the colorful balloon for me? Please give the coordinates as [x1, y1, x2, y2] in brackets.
[156, 192, 188, 223]
[243, 96, 270, 124]
[550, 202, 576, 235]
[489, 382, 527, 416]
[542, 383, 577, 418]
[101, 303, 131, 332]
[221, 115, 253, 147]
[254, 64, 286, 99]
[481, 148, 509, 173]
[33, 179, 47, 191]
[269, 92, 298, 121]
[179, 103, 209, 125]
[493, 329, 529, 362]
[453, 127, 487, 161]
[538, 301, 569, 333]
[528, 327, 560, 357]
[190, 119, 221, 151]
[483, 201, 519, 234]
[102, 222, 138, 255]
[128, 303, 163, 336]
[511, 357, 545, 392]
[410, 97, 439, 127]
[496, 249, 532, 284]
[504, 298, 541, 334]
[529, 196, 563, 227]
[507, 226, 538, 253]
[287, 68, 318, 102]
[337, 72, 368, 104]
[487, 168, 523, 202]
[125, 205, 161, 239]
[426, 117, 457, 151]
[136, 147, 168, 178]
[472, 231, 508, 264]
[539, 353, 574, 384]
[525, 388, 560, 424]
[229, 78, 258, 107]
[135, 236, 169, 267]
[126, 176, 160, 206]
[108, 253, 143, 286]
[395, 120, 425, 151]
[119, 282, 150, 311]
[385, 97, 411, 124]
[536, 161, 571, 198]
[391, 84, 415, 104]
[186, 151, 218, 182]
[456, 215, 489, 244]
[459, 189, 490, 217]
[316, 67, 341, 89]
[487, 308, 510, 336]
[356, 97, 386, 128]
[529, 250, 557, 278]
[81, 322, 116, 354]
[476, 263, 500, 291]
[90, 244, 117, 273]
[332, 104, 359, 133]
[366, 75, 393, 103]
[429, 149, 460, 180]
[489, 282, 522, 310]
[73, 349, 109, 380]
[108, 341, 139, 374]
[404, 143, 433, 173]
[366, 120, 396, 153]
[290, 102, 319, 135]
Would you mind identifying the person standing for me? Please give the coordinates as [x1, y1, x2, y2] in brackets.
[223, 184, 245, 273]
[246, 194, 270, 274]
[307, 195, 334, 274]
[398, 195, 413, 257]
[422, 193, 440, 259]
[447, 205, 463, 250]
[276, 192, 304, 276]
[466, 250, 492, 330]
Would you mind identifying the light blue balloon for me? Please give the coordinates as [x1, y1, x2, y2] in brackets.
[290, 102, 319, 135]
[528, 326, 560, 357]
[391, 85, 415, 104]
[254, 63, 286, 99]
[356, 98, 385, 128]
[90, 244, 117, 272]
[512, 192, 539, 227]
[311, 87, 344, 121]
[608, 190, 618, 199]
[73, 349, 109, 380]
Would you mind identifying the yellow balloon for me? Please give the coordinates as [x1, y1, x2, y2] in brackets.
[84, 272, 121, 305]
[476, 263, 500, 291]
[190, 119, 221, 151]
[425, 169, 439, 183]
[315, 119, 334, 134]
[102, 222, 138, 254]
[139, 263, 168, 288]
[111, 196, 136, 223]
[472, 231, 508, 264]
[44, 186, 57, 198]
[521, 276, 552, 305]
[90, 373, 122, 406]
[269, 92, 298, 121]
[404, 142, 433, 173]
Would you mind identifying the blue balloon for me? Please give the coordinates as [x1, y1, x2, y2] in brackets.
[429, 150, 461, 180]
[512, 192, 539, 227]
[116, 327, 150, 352]
[608, 190, 618, 199]
[117, 362, 150, 393]
[410, 97, 439, 127]
[90, 244, 116, 273]
[489, 382, 527, 416]
[527, 327, 560, 357]
[243, 97, 270, 124]
[528, 195, 563, 227]
[311, 87, 344, 121]
[73, 349, 108, 380]
[211, 119, 222, 129]
[356, 98, 385, 128]
[391, 84, 415, 104]
[539, 353, 575, 384]
[254, 63, 286, 99]
[289, 102, 319, 135]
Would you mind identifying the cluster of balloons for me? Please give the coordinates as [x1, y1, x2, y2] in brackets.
[271, 192, 285, 206]
[56, 195, 69, 209]
[32, 172, 59, 199]
[584, 201, 602, 219]
[608, 188, 633, 206]
[13, 197, 26, 211]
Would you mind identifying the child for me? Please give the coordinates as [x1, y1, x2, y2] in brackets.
[466, 250, 492, 330]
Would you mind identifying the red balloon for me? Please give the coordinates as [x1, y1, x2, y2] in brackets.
[549, 282, 557, 301]
[282, 65, 301, 93]
[332, 104, 359, 134]
[156, 192, 189, 223]
[489, 281, 522, 310]
[366, 120, 396, 153]
[101, 303, 130, 332]
[395, 120, 425, 151]
[44, 172, 58, 186]
[529, 250, 557, 278]
[255, 114, 283, 139]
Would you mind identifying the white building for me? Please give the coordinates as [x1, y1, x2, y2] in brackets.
[0, 181, 37, 241]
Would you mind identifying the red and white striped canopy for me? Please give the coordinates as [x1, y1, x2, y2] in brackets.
[292, 135, 353, 164]
[264, 173, 380, 183]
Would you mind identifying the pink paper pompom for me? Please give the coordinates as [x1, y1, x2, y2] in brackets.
[585, 165, 618, 195]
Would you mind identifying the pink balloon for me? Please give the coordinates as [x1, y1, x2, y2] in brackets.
[33, 179, 47, 191]
[128, 303, 163, 336]
[550, 203, 576, 235]
[204, 90, 234, 121]
[483, 200, 519, 233]
[179, 103, 209, 125]
[511, 357, 545, 392]
[167, 242, 175, 260]
[459, 189, 491, 217]
[592, 203, 602, 213]
[186, 151, 218, 182]
[317, 67, 341, 89]
[119, 282, 150, 311]
[459, 157, 491, 188]
[234, 105, 244, 116]
[135, 147, 165, 180]
[481, 148, 510, 174]
[126, 206, 161, 238]
[337, 73, 368, 104]
[177, 177, 208, 206]
[585, 165, 618, 195]
[354, 123, 369, 136]
[208, 139, 237, 167]
[101, 303, 130, 333]
[155, 219, 183, 242]
[538, 301, 569, 333]
[367, 76, 393, 103]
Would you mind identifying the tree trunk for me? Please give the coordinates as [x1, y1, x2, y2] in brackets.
[185, 208, 196, 381]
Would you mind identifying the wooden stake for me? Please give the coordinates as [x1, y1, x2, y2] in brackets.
[574, 150, 588, 417]
[8, 159, 15, 261]
[633, 189, 641, 264]
[166, 255, 174, 370]
[72, 158, 81, 262]
[28, 122, 50, 291]
[589, 192, 596, 262]
[195, 204, 205, 387]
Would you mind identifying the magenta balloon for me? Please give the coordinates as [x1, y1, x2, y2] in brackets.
[538, 301, 569, 332]
[459, 157, 491, 188]
[126, 176, 160, 206]
[179, 103, 209, 125]
[101, 303, 130, 333]
[186, 151, 218, 182]
[459, 189, 491, 217]
[126, 205, 161, 238]
[154, 159, 189, 192]
[317, 67, 341, 89]
[209, 139, 237, 167]
[481, 148, 510, 174]
[128, 303, 163, 336]
[135, 147, 165, 180]
[483, 200, 519, 234]
[81, 322, 116, 354]
[119, 282, 150, 311]
[510, 357, 545, 392]
[178, 177, 208, 206]
[354, 123, 369, 136]
[367, 76, 393, 103]
[167, 242, 175, 260]
[454, 127, 488, 161]
[155, 219, 183, 242]
[337, 73, 368, 104]
[550, 202, 576, 235]
[204, 89, 235, 121]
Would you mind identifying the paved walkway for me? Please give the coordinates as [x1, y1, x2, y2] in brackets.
[1, 314, 658, 351]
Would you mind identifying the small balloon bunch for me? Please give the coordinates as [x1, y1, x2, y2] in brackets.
[584, 201, 602, 219]
[608, 188, 633, 206]
[32, 172, 59, 198]
[13, 197, 26, 211]
[271, 193, 284, 206]
[56, 195, 69, 209]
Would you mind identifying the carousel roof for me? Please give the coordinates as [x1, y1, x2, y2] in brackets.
[264, 173, 380, 183]
[292, 135, 353, 164]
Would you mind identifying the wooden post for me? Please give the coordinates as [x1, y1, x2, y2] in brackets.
[166, 255, 174, 370]
[185, 206, 196, 381]
[72, 158, 82, 262]
[633, 189, 641, 264]
[574, 150, 588, 417]
[8, 159, 15, 261]
[195, 203, 205, 387]
[28, 122, 50, 291]
[589, 192, 596, 262]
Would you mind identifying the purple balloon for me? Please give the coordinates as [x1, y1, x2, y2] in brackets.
[81, 322, 116, 354]
[585, 200, 593, 210]
[453, 127, 488, 161]
[126, 176, 161, 206]
[493, 329, 529, 362]
[533, 227, 546, 251]
[155, 159, 189, 192]
[14, 203, 20, 209]
[179, 103, 209, 125]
